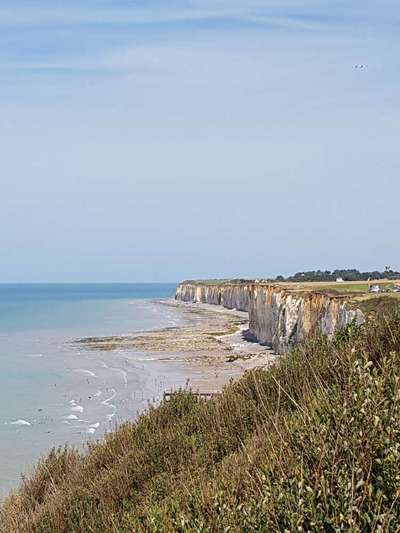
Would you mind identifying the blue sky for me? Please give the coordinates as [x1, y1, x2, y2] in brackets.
[1, 1, 399, 281]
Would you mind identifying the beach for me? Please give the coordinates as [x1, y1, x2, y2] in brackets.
[77, 299, 276, 392]
[0, 285, 274, 498]
[0, 284, 182, 497]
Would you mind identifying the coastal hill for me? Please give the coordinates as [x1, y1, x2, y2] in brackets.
[1, 280, 399, 531]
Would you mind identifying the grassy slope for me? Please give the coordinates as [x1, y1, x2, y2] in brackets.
[1, 313, 400, 532]
[350, 295, 400, 315]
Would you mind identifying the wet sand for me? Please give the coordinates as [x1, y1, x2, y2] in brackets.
[76, 300, 276, 392]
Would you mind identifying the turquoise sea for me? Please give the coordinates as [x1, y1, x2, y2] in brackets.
[0, 283, 186, 497]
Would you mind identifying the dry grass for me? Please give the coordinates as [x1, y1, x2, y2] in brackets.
[1, 311, 400, 532]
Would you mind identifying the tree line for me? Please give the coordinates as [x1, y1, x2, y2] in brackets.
[275, 267, 400, 282]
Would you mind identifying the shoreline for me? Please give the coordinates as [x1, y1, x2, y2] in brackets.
[76, 298, 276, 392]
[0, 292, 185, 499]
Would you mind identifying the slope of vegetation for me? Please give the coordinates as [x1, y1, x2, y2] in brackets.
[1, 311, 400, 532]
[350, 294, 400, 316]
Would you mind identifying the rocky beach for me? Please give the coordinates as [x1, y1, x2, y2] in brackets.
[77, 299, 276, 392]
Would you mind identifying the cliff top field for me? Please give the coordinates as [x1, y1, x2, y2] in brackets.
[181, 278, 400, 290]
[272, 281, 400, 308]
[1, 309, 400, 531]
[179, 278, 400, 300]
[274, 279, 400, 293]
[180, 279, 250, 286]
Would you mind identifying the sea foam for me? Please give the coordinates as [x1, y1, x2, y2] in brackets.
[73, 369, 97, 377]
[64, 414, 79, 420]
[10, 419, 31, 426]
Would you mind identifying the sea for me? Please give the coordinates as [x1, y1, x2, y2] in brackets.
[0, 283, 188, 498]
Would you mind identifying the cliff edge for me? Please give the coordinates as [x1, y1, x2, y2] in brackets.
[176, 280, 365, 352]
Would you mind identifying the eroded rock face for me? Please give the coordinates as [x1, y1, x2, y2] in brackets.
[248, 284, 364, 353]
[175, 281, 364, 353]
[175, 281, 250, 312]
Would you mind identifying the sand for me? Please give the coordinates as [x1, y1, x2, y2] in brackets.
[76, 299, 277, 392]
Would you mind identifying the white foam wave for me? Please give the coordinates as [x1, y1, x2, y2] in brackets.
[118, 369, 128, 386]
[64, 414, 78, 420]
[73, 369, 97, 377]
[103, 363, 128, 386]
[71, 405, 84, 413]
[89, 422, 100, 429]
[25, 354, 43, 358]
[101, 389, 117, 410]
[10, 419, 31, 426]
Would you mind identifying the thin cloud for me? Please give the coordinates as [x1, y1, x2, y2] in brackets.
[0, 0, 395, 29]
[0, 7, 244, 25]
[0, 3, 353, 30]
[241, 14, 348, 32]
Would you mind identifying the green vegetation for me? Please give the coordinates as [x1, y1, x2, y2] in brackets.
[181, 279, 250, 286]
[2, 312, 400, 531]
[315, 283, 395, 294]
[276, 268, 400, 283]
[351, 294, 400, 315]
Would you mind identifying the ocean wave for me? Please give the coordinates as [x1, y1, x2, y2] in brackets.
[118, 369, 128, 386]
[101, 389, 117, 410]
[71, 405, 84, 413]
[103, 363, 128, 386]
[73, 369, 97, 377]
[10, 419, 31, 426]
[64, 414, 79, 420]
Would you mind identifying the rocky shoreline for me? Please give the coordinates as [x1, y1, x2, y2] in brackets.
[76, 299, 276, 392]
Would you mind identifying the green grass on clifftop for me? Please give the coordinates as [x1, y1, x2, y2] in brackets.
[180, 279, 250, 286]
[315, 282, 396, 294]
[1, 312, 400, 531]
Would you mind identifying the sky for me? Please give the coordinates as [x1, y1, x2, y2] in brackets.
[1, 0, 399, 282]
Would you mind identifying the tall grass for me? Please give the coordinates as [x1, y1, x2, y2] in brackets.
[1, 311, 400, 532]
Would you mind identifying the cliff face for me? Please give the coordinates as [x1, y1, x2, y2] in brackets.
[175, 281, 364, 353]
[248, 284, 364, 353]
[175, 281, 250, 312]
